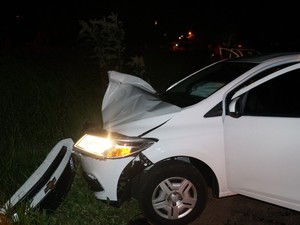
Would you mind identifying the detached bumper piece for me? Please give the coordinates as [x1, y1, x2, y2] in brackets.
[1, 138, 76, 220]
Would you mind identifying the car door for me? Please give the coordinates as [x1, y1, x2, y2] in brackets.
[223, 63, 300, 211]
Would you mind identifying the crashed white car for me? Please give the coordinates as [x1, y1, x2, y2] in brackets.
[73, 52, 300, 225]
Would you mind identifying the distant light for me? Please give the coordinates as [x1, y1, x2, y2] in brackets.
[187, 31, 195, 39]
[154, 20, 158, 26]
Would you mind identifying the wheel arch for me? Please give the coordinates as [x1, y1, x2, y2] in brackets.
[116, 155, 220, 204]
[134, 156, 219, 199]
[188, 156, 220, 198]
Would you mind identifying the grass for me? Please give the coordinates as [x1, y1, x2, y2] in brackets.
[0, 47, 209, 225]
[47, 165, 142, 225]
[0, 50, 101, 193]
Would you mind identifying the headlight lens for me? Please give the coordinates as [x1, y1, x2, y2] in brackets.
[73, 133, 157, 159]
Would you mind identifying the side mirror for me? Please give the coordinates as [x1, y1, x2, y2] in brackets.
[228, 97, 242, 118]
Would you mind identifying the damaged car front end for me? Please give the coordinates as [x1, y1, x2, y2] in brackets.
[72, 71, 181, 204]
[73, 128, 156, 203]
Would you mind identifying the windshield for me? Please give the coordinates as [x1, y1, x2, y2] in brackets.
[160, 61, 257, 107]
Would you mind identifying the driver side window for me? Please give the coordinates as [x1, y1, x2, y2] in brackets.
[244, 69, 300, 117]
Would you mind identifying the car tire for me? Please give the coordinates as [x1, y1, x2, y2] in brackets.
[139, 160, 207, 225]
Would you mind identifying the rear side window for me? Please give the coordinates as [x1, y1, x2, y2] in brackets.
[244, 69, 300, 117]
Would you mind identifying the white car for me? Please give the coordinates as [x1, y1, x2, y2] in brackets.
[73, 52, 300, 225]
[211, 46, 261, 61]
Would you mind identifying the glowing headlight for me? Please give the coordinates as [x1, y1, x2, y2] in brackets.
[73, 133, 157, 159]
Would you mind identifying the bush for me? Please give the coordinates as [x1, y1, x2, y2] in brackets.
[78, 13, 148, 88]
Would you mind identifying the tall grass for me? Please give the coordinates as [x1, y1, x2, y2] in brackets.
[0, 50, 140, 224]
[0, 51, 96, 195]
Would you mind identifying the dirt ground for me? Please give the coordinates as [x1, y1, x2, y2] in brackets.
[190, 191, 300, 225]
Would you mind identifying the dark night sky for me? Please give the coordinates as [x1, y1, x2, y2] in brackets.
[1, 0, 299, 52]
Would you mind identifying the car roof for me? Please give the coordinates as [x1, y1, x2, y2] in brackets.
[225, 52, 300, 64]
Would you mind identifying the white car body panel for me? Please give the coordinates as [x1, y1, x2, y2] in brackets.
[102, 71, 181, 131]
[224, 63, 300, 211]
[80, 155, 134, 201]
[141, 113, 234, 197]
[225, 116, 300, 210]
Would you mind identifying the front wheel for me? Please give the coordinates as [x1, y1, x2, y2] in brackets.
[139, 160, 207, 225]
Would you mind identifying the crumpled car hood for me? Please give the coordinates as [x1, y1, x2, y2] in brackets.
[102, 71, 181, 131]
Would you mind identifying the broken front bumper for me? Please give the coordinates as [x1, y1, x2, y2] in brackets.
[1, 138, 76, 219]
